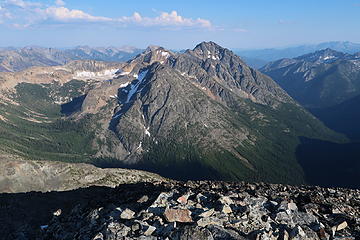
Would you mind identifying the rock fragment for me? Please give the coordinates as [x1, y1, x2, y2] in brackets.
[163, 208, 192, 223]
[120, 208, 135, 220]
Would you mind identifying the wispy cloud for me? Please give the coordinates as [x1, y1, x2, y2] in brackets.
[55, 0, 65, 6]
[4, 0, 42, 8]
[0, 0, 212, 29]
[0, 4, 13, 23]
[278, 19, 296, 25]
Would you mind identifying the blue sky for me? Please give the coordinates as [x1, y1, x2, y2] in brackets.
[0, 0, 359, 49]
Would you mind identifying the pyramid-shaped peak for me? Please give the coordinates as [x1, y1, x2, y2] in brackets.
[190, 41, 233, 61]
[193, 41, 225, 52]
[145, 45, 163, 52]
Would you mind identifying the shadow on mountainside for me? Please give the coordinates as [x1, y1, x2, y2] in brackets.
[308, 95, 360, 141]
[60, 94, 87, 116]
[296, 137, 360, 189]
[0, 183, 168, 240]
[93, 158, 224, 182]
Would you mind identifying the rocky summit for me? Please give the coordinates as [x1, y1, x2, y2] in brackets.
[3, 181, 359, 240]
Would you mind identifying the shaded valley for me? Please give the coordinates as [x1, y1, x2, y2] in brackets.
[296, 137, 360, 189]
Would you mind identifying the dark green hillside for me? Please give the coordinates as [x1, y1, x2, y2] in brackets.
[0, 82, 96, 163]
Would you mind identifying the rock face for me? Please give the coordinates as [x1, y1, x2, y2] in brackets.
[0, 42, 345, 186]
[5, 181, 357, 240]
[73, 41, 343, 183]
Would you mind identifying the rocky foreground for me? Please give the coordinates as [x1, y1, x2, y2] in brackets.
[3, 181, 358, 240]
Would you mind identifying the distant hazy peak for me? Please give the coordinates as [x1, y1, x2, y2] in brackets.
[295, 48, 348, 63]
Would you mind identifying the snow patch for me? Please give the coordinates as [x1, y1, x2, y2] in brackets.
[161, 51, 170, 58]
[119, 82, 130, 88]
[126, 69, 149, 103]
[323, 56, 335, 61]
[119, 71, 130, 76]
[136, 142, 142, 150]
[112, 112, 122, 119]
[351, 60, 360, 68]
[75, 69, 118, 79]
[144, 126, 150, 137]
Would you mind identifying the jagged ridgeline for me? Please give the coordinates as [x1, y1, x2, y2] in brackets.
[0, 42, 345, 184]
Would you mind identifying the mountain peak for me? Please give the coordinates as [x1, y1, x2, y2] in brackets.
[118, 46, 174, 73]
[193, 41, 225, 53]
[145, 45, 163, 52]
[317, 48, 342, 55]
[194, 41, 222, 49]
[190, 41, 230, 61]
[138, 46, 173, 63]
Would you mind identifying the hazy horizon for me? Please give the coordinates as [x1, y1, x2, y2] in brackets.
[1, 40, 360, 51]
[1, 0, 360, 49]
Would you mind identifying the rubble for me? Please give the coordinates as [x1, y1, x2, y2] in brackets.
[31, 181, 360, 239]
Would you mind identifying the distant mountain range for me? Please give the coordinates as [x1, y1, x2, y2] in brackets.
[2, 41, 359, 72]
[261, 48, 360, 140]
[0, 42, 344, 185]
[0, 46, 142, 72]
[261, 48, 360, 108]
[235, 41, 360, 68]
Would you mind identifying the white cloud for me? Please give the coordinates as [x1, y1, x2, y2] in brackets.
[0, 4, 13, 22]
[0, 1, 213, 30]
[118, 11, 211, 28]
[44, 7, 111, 22]
[55, 0, 65, 6]
[5, 0, 42, 8]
